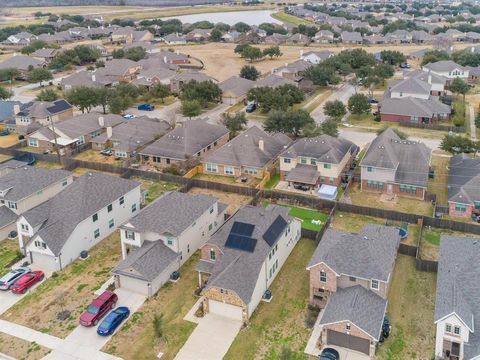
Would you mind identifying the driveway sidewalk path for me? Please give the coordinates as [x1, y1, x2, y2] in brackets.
[470, 105, 477, 140]
[0, 319, 63, 349]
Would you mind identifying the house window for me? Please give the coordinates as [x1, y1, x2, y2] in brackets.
[224, 166, 234, 175]
[209, 223, 213, 231]
[283, 158, 291, 164]
[131, 203, 137, 213]
[400, 185, 417, 194]
[8, 201, 17, 210]
[206, 163, 218, 173]
[371, 279, 379, 290]
[454, 326, 461, 335]
[108, 219, 114, 228]
[166, 158, 170, 164]
[367, 166, 374, 172]
[210, 206, 214, 214]
[167, 237, 174, 246]
[62, 178, 68, 186]
[445, 324, 452, 333]
[125, 230, 135, 240]
[21, 224, 29, 231]
[475, 201, 480, 209]
[243, 167, 257, 175]
[329, 176, 334, 183]
[28, 138, 38, 147]
[320, 271, 327, 282]
[349, 276, 356, 282]
[34, 241, 46, 249]
[76, 135, 85, 145]
[92, 213, 98, 222]
[107, 204, 112, 212]
[346, 323, 351, 331]
[94, 228, 100, 239]
[119, 196, 124, 205]
[300, 157, 307, 164]
[210, 249, 216, 261]
[310, 159, 316, 165]
[323, 163, 331, 169]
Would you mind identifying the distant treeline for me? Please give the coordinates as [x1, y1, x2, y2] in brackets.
[2, 0, 237, 7]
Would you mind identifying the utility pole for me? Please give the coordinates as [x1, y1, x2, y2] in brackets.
[49, 117, 62, 164]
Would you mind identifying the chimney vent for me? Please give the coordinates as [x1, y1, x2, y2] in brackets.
[259, 139, 264, 152]
[107, 126, 113, 139]
[98, 116, 104, 127]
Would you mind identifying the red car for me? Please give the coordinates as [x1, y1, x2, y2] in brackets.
[80, 291, 118, 327]
[11, 271, 44, 294]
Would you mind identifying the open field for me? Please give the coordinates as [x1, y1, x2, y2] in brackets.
[225, 238, 316, 360]
[130, 176, 180, 204]
[0, 239, 22, 277]
[0, 333, 51, 360]
[102, 252, 200, 360]
[1, 231, 122, 338]
[376, 255, 436, 360]
[271, 11, 315, 26]
[188, 186, 252, 214]
[427, 155, 450, 205]
[0, 134, 19, 148]
[346, 182, 434, 216]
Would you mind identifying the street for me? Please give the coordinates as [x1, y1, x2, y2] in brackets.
[310, 83, 356, 124]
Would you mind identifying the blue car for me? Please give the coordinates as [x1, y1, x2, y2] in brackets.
[137, 103, 155, 111]
[96, 306, 130, 336]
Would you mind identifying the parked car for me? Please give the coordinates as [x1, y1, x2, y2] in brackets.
[472, 214, 480, 223]
[0, 267, 31, 291]
[123, 114, 136, 120]
[319, 348, 340, 360]
[96, 306, 130, 336]
[100, 147, 113, 156]
[368, 98, 379, 104]
[399, 63, 411, 69]
[7, 230, 17, 240]
[11, 270, 44, 294]
[80, 291, 118, 327]
[137, 103, 155, 111]
[0, 129, 9, 136]
[245, 103, 256, 113]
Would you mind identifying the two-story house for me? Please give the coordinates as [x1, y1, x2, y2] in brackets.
[196, 205, 301, 323]
[306, 224, 400, 357]
[14, 100, 74, 135]
[0, 167, 73, 240]
[422, 61, 469, 84]
[447, 154, 480, 218]
[279, 135, 358, 190]
[360, 128, 431, 200]
[202, 126, 292, 180]
[16, 172, 141, 271]
[113, 191, 227, 297]
[434, 235, 480, 360]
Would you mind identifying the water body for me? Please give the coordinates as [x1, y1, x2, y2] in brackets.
[162, 10, 282, 26]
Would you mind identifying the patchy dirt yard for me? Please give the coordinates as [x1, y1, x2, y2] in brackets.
[0, 333, 51, 360]
[129, 176, 180, 204]
[0, 133, 19, 148]
[74, 149, 124, 166]
[188, 186, 253, 215]
[1, 231, 122, 338]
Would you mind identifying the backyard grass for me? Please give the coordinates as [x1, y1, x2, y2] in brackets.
[347, 183, 434, 216]
[287, 206, 329, 231]
[0, 333, 51, 360]
[427, 155, 450, 205]
[347, 113, 377, 127]
[330, 211, 385, 232]
[1, 231, 122, 338]
[130, 176, 180, 204]
[71, 167, 120, 178]
[376, 255, 436, 360]
[225, 238, 316, 360]
[0, 240, 22, 277]
[102, 252, 200, 360]
[74, 149, 124, 165]
[0, 133, 19, 148]
[192, 173, 260, 187]
[450, 101, 466, 128]
[33, 160, 64, 170]
[271, 11, 315, 26]
[188, 187, 253, 215]
[264, 174, 280, 189]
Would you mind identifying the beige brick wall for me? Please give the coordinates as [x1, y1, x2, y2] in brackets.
[309, 263, 337, 304]
[337, 275, 388, 299]
[203, 287, 248, 322]
[200, 243, 222, 262]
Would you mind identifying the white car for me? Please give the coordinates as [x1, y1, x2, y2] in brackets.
[123, 114, 136, 120]
[0, 267, 31, 290]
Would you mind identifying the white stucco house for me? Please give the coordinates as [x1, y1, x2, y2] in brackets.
[113, 191, 227, 297]
[16, 172, 141, 271]
[422, 61, 469, 83]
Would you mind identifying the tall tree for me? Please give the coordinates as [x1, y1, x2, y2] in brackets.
[264, 109, 313, 137]
[27, 68, 52, 85]
[65, 86, 98, 113]
[448, 78, 469, 103]
[95, 87, 110, 114]
[324, 100, 346, 121]
[181, 100, 201, 119]
[223, 112, 247, 137]
[262, 46, 282, 60]
[36, 88, 58, 101]
[240, 65, 260, 81]
[242, 46, 263, 62]
[0, 86, 11, 100]
[348, 93, 371, 115]
[150, 83, 171, 103]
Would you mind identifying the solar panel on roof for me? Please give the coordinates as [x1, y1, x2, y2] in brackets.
[263, 215, 288, 246]
[231, 221, 255, 237]
[225, 233, 257, 252]
[46, 100, 71, 114]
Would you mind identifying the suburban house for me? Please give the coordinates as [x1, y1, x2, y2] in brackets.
[219, 76, 255, 105]
[91, 116, 171, 158]
[387, 77, 432, 100]
[360, 128, 431, 200]
[435, 235, 480, 360]
[162, 33, 187, 45]
[272, 60, 312, 89]
[0, 159, 28, 177]
[314, 30, 334, 43]
[17, 172, 141, 271]
[202, 126, 292, 180]
[60, 70, 110, 89]
[14, 100, 74, 135]
[124, 41, 159, 54]
[170, 71, 216, 93]
[0, 55, 45, 73]
[139, 119, 229, 170]
[404, 69, 447, 96]
[110, 27, 153, 44]
[4, 32, 37, 45]
[255, 74, 296, 88]
[278, 135, 358, 190]
[196, 204, 301, 322]
[411, 30, 434, 44]
[222, 31, 241, 43]
[185, 29, 211, 42]
[31, 48, 60, 63]
[97, 58, 142, 82]
[422, 61, 469, 83]
[300, 50, 334, 64]
[341, 31, 363, 44]
[379, 96, 451, 124]
[113, 191, 227, 297]
[133, 67, 177, 88]
[26, 113, 125, 156]
[447, 154, 480, 218]
[306, 224, 400, 357]
[0, 167, 73, 240]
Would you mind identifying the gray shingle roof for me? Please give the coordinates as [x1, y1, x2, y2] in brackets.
[0, 167, 71, 202]
[0, 206, 17, 229]
[380, 97, 451, 118]
[219, 76, 255, 98]
[205, 205, 293, 304]
[307, 224, 400, 281]
[123, 191, 218, 237]
[0, 55, 44, 72]
[319, 285, 387, 340]
[280, 135, 357, 164]
[435, 236, 480, 358]
[361, 128, 431, 187]
[204, 126, 292, 169]
[448, 154, 480, 205]
[140, 119, 228, 160]
[389, 77, 431, 95]
[0, 159, 28, 171]
[423, 60, 467, 73]
[0, 101, 21, 123]
[23, 172, 140, 256]
[112, 240, 178, 282]
[17, 100, 73, 118]
[255, 74, 296, 88]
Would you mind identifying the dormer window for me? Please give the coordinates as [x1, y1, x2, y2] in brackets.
[125, 230, 135, 240]
[454, 326, 461, 335]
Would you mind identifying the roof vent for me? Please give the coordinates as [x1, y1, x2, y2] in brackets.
[363, 236, 368, 240]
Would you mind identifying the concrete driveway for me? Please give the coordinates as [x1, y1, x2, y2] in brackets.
[0, 273, 48, 315]
[321, 345, 370, 360]
[174, 314, 242, 360]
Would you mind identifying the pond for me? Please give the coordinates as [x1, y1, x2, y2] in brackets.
[162, 10, 282, 26]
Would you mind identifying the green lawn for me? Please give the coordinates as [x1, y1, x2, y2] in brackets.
[450, 101, 466, 128]
[0, 240, 21, 277]
[261, 203, 328, 231]
[264, 174, 280, 189]
[271, 11, 315, 26]
[130, 177, 180, 204]
[225, 239, 316, 360]
[427, 155, 450, 205]
[423, 228, 441, 246]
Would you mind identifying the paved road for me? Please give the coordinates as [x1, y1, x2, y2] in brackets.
[470, 105, 477, 141]
[311, 83, 356, 124]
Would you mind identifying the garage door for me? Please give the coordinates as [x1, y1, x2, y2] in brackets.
[326, 329, 370, 355]
[208, 299, 243, 321]
[31, 252, 58, 271]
